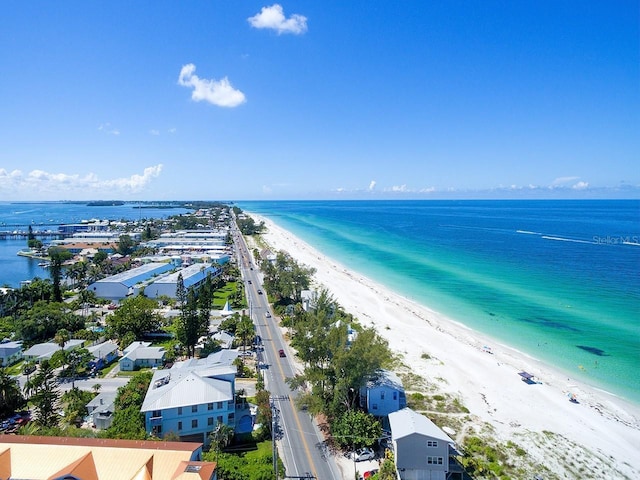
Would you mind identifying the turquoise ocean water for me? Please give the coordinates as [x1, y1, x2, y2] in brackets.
[237, 200, 640, 403]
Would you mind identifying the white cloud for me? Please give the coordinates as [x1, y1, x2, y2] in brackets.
[178, 64, 246, 108]
[572, 181, 589, 190]
[551, 176, 580, 186]
[150, 129, 160, 136]
[248, 4, 308, 35]
[391, 184, 408, 192]
[168, 128, 177, 134]
[368, 180, 376, 191]
[98, 123, 120, 135]
[0, 165, 163, 199]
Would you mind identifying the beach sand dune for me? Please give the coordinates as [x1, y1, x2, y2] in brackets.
[250, 214, 640, 479]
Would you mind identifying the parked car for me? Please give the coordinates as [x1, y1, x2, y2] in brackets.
[348, 448, 375, 462]
[279, 349, 286, 357]
[362, 469, 379, 479]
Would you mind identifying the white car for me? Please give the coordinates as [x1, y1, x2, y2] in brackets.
[348, 447, 375, 462]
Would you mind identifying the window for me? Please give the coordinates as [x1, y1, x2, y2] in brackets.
[178, 407, 183, 415]
[192, 405, 198, 413]
[380, 391, 385, 400]
[178, 421, 183, 431]
[217, 401, 223, 409]
[228, 413, 235, 422]
[152, 410, 161, 418]
[427, 440, 438, 448]
[192, 419, 198, 428]
[372, 403, 378, 410]
[208, 417, 214, 426]
[207, 403, 214, 411]
[427, 457, 443, 465]
[393, 392, 398, 400]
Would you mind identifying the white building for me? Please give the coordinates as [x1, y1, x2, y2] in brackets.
[145, 263, 221, 299]
[87, 262, 174, 299]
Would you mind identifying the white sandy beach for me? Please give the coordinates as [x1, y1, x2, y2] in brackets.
[250, 214, 640, 479]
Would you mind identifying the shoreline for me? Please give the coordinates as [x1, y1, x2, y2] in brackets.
[249, 212, 640, 478]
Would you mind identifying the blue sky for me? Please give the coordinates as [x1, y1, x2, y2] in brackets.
[1, 1, 638, 200]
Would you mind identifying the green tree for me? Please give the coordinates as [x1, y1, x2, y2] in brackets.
[176, 288, 201, 358]
[209, 423, 234, 460]
[331, 410, 382, 450]
[0, 367, 25, 417]
[116, 234, 136, 255]
[106, 295, 160, 341]
[61, 386, 93, 427]
[15, 300, 83, 344]
[24, 359, 61, 428]
[48, 247, 72, 302]
[235, 314, 254, 353]
[104, 371, 152, 439]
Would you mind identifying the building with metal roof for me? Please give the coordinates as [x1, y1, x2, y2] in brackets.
[389, 408, 455, 480]
[145, 263, 221, 299]
[0, 340, 22, 367]
[22, 339, 85, 363]
[360, 369, 407, 418]
[0, 435, 217, 480]
[87, 262, 175, 299]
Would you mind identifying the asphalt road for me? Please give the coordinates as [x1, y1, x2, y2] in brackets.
[232, 219, 343, 480]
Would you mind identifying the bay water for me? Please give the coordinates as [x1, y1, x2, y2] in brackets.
[0, 201, 190, 288]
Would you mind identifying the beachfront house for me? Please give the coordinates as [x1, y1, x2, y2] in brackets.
[119, 341, 166, 371]
[140, 351, 240, 445]
[360, 369, 407, 418]
[389, 408, 455, 480]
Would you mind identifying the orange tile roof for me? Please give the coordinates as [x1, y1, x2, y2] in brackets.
[0, 436, 216, 480]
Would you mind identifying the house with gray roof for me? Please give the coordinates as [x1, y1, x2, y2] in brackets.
[388, 408, 455, 480]
[87, 341, 119, 370]
[22, 339, 85, 363]
[119, 341, 166, 371]
[86, 391, 118, 429]
[0, 341, 23, 367]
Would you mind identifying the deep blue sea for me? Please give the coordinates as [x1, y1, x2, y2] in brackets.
[0, 201, 190, 289]
[237, 200, 640, 403]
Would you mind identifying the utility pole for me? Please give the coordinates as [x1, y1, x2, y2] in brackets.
[271, 399, 280, 478]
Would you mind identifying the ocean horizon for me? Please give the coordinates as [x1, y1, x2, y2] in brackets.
[237, 199, 640, 404]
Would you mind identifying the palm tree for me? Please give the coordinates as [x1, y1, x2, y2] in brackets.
[235, 315, 254, 354]
[0, 367, 25, 417]
[209, 423, 234, 461]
